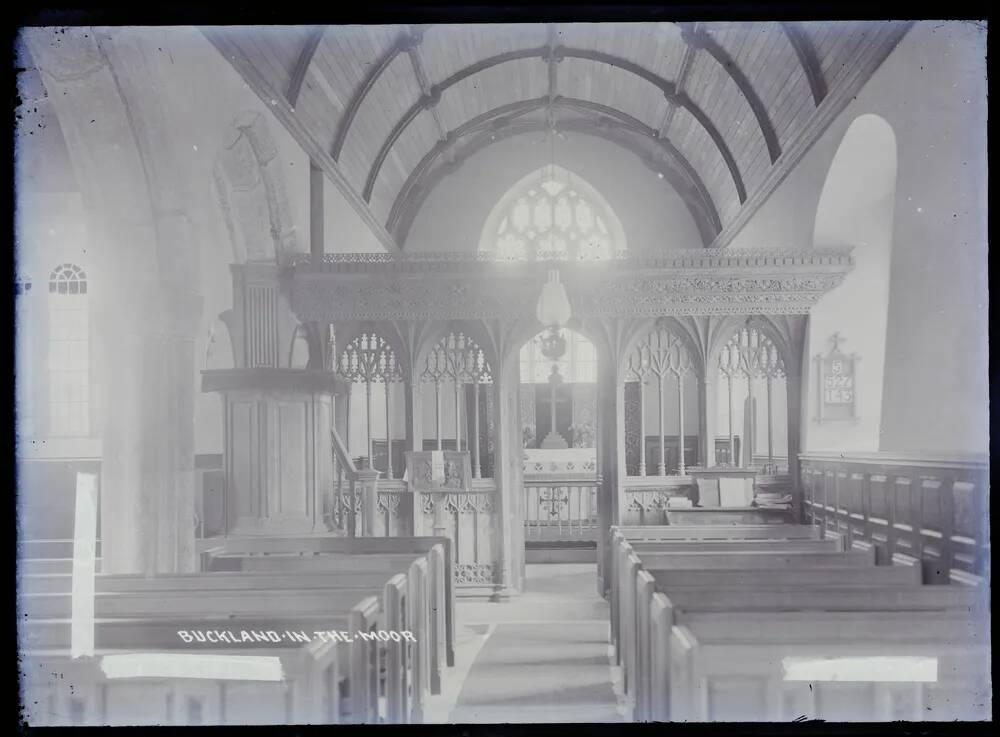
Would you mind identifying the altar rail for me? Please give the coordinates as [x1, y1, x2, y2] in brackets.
[523, 477, 601, 542]
[799, 452, 989, 585]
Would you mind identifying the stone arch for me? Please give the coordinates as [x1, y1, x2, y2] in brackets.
[213, 111, 299, 263]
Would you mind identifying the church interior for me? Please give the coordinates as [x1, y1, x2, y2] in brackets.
[15, 20, 990, 725]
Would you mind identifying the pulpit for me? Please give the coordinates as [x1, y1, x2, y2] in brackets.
[202, 368, 349, 536]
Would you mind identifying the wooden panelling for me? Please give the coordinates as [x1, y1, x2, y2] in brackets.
[800, 454, 988, 585]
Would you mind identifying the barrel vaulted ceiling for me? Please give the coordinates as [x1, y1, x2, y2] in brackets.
[203, 22, 912, 251]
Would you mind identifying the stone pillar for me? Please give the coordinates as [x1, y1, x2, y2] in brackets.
[202, 368, 349, 535]
[786, 369, 804, 522]
[25, 28, 204, 575]
[700, 362, 718, 468]
[95, 287, 202, 575]
[492, 356, 522, 597]
[596, 345, 625, 598]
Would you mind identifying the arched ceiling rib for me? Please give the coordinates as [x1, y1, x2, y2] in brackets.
[389, 118, 723, 248]
[383, 97, 723, 245]
[205, 22, 913, 251]
[286, 26, 326, 107]
[361, 45, 748, 208]
[781, 22, 828, 106]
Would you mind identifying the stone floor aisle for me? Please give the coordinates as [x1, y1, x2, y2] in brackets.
[424, 564, 623, 724]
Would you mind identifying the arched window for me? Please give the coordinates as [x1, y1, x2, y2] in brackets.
[478, 165, 627, 261]
[47, 263, 89, 436]
[421, 331, 494, 478]
[717, 326, 787, 473]
[624, 320, 700, 476]
[338, 331, 403, 478]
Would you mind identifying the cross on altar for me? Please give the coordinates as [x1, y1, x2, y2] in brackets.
[829, 332, 846, 351]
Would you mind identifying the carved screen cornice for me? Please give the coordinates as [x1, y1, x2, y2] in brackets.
[287, 249, 853, 322]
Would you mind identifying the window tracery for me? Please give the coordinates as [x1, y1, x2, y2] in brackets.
[481, 167, 626, 261]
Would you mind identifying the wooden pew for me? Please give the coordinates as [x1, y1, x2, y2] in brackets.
[621, 556, 916, 717]
[23, 561, 448, 701]
[205, 552, 448, 698]
[613, 524, 824, 542]
[665, 611, 990, 721]
[609, 525, 838, 665]
[631, 549, 876, 570]
[201, 535, 454, 671]
[21, 574, 423, 724]
[21, 596, 379, 725]
[627, 538, 843, 554]
[613, 524, 983, 723]
[22, 643, 345, 726]
[638, 577, 980, 722]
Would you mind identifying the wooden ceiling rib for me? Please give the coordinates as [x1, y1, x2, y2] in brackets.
[206, 21, 912, 250]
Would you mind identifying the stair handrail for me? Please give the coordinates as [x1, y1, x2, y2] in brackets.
[331, 426, 359, 536]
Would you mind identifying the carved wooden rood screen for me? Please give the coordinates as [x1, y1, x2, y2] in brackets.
[417, 332, 498, 592]
[278, 250, 853, 595]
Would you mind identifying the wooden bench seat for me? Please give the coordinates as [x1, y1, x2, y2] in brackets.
[21, 574, 423, 724]
[21, 597, 379, 725]
[641, 591, 985, 721]
[620, 559, 922, 716]
[610, 529, 849, 663]
[610, 522, 988, 723]
[613, 524, 823, 541]
[665, 612, 989, 721]
[201, 535, 454, 670]
[630, 549, 876, 569]
[23, 642, 346, 726]
[627, 538, 843, 554]
[21, 565, 446, 698]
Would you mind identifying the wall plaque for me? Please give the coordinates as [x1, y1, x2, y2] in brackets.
[814, 333, 860, 422]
